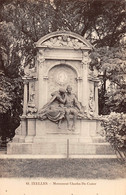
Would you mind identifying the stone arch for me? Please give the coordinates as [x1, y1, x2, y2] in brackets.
[36, 31, 93, 108]
[45, 62, 81, 78]
[35, 31, 93, 49]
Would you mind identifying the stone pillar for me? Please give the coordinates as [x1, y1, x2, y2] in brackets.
[76, 77, 83, 102]
[28, 81, 35, 106]
[43, 76, 48, 101]
[95, 82, 99, 116]
[19, 80, 28, 143]
[38, 74, 48, 109]
[81, 51, 90, 113]
[82, 65, 89, 108]
[37, 49, 47, 109]
[23, 80, 28, 115]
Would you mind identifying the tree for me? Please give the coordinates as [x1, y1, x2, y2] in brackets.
[0, 0, 55, 141]
[90, 44, 126, 114]
[52, 0, 125, 46]
[52, 0, 126, 114]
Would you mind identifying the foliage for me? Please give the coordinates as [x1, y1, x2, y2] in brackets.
[0, 73, 15, 113]
[0, 20, 23, 142]
[0, 72, 23, 142]
[53, 0, 125, 47]
[90, 45, 126, 114]
[100, 112, 126, 161]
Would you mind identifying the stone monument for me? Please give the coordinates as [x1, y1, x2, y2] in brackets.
[7, 31, 114, 156]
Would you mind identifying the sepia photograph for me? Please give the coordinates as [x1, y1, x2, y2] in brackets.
[0, 0, 126, 194]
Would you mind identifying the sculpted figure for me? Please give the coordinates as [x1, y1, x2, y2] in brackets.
[38, 86, 87, 130]
[38, 88, 66, 128]
[64, 85, 84, 130]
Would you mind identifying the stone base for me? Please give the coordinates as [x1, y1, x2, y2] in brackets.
[7, 142, 114, 155]
[7, 118, 115, 156]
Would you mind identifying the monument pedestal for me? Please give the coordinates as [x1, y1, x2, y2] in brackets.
[7, 118, 114, 156]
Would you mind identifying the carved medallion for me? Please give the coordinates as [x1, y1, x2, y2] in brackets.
[48, 65, 77, 97]
[56, 70, 68, 85]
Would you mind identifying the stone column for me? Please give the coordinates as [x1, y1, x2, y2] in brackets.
[81, 51, 90, 114]
[43, 76, 49, 102]
[23, 79, 28, 115]
[19, 79, 28, 143]
[76, 77, 83, 102]
[95, 82, 99, 116]
[28, 81, 35, 105]
[37, 49, 47, 109]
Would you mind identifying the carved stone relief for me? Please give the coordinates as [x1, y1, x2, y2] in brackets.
[29, 82, 35, 103]
[43, 61, 82, 80]
[88, 88, 95, 116]
[41, 35, 87, 49]
[48, 65, 77, 98]
[27, 106, 37, 116]
[81, 51, 91, 67]
[37, 49, 45, 66]
[27, 81, 37, 116]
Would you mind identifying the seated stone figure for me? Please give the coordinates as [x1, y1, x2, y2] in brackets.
[64, 85, 85, 130]
[37, 88, 66, 128]
[38, 86, 88, 130]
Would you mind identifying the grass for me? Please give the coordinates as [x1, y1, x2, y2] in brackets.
[0, 158, 126, 179]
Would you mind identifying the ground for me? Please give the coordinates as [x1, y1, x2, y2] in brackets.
[0, 158, 126, 179]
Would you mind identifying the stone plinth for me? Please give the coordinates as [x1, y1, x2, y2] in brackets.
[7, 118, 114, 156]
[7, 142, 114, 155]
